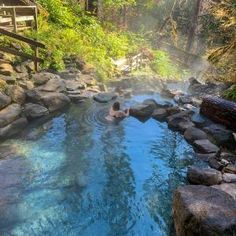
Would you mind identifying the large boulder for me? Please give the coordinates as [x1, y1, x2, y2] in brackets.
[167, 112, 194, 133]
[0, 117, 28, 139]
[130, 104, 154, 118]
[187, 166, 222, 186]
[26, 89, 45, 104]
[37, 78, 66, 93]
[193, 139, 219, 154]
[40, 92, 70, 112]
[0, 92, 11, 110]
[203, 124, 236, 149]
[93, 92, 117, 103]
[184, 127, 208, 143]
[24, 103, 49, 119]
[32, 72, 60, 86]
[152, 108, 168, 121]
[7, 85, 26, 104]
[173, 185, 236, 236]
[0, 104, 21, 128]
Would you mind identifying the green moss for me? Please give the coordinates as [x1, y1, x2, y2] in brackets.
[223, 85, 236, 101]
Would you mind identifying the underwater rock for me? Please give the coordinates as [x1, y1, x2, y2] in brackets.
[93, 92, 117, 103]
[173, 185, 236, 236]
[187, 166, 222, 186]
[193, 139, 219, 154]
[0, 63, 14, 76]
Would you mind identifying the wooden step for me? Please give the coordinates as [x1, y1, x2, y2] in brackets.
[0, 15, 34, 24]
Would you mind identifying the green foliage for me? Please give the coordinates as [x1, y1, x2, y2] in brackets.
[30, 0, 143, 80]
[103, 0, 136, 8]
[150, 50, 187, 80]
[223, 85, 236, 101]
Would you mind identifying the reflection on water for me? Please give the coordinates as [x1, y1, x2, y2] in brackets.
[0, 95, 195, 236]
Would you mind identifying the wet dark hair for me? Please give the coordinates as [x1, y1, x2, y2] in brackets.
[112, 102, 120, 111]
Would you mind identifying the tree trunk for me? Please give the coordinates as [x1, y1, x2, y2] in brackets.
[185, 0, 202, 52]
[200, 96, 236, 131]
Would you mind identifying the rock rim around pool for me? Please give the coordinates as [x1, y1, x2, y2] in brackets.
[93, 92, 118, 103]
[187, 166, 222, 186]
[173, 185, 236, 236]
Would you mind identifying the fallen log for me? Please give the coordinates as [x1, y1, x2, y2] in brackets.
[200, 96, 236, 131]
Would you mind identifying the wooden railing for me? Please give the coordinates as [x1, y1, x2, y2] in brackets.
[0, 5, 38, 32]
[0, 5, 44, 71]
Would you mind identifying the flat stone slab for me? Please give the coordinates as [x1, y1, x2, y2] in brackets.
[193, 139, 219, 154]
[93, 92, 117, 103]
[173, 185, 236, 236]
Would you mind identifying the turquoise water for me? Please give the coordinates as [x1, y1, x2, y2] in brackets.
[0, 95, 195, 236]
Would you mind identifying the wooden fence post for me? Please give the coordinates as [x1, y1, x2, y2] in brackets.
[12, 7, 17, 33]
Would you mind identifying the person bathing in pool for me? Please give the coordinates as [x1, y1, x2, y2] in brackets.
[106, 102, 129, 121]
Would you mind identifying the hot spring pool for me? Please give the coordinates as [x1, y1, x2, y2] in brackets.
[0, 95, 195, 236]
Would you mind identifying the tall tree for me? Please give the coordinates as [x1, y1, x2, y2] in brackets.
[185, 0, 202, 52]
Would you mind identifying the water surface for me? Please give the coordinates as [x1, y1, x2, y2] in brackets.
[0, 95, 195, 236]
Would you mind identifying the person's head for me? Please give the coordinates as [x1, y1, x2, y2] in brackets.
[112, 102, 120, 111]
